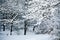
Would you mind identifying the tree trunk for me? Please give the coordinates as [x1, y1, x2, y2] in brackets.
[0, 27, 1, 31]
[10, 23, 13, 35]
[2, 13, 5, 31]
[3, 24, 5, 31]
[33, 26, 36, 31]
[24, 20, 27, 35]
[24, 25, 27, 35]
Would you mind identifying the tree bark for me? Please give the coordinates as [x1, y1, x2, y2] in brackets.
[10, 23, 13, 35]
[3, 24, 5, 31]
[24, 20, 27, 35]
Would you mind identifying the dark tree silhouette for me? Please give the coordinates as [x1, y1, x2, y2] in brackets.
[2, 13, 5, 31]
[3, 24, 5, 31]
[10, 22, 13, 35]
[24, 20, 27, 35]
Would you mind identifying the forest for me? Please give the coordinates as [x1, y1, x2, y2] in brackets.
[0, 0, 60, 40]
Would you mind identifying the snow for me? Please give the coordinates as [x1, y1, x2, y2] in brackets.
[0, 34, 53, 40]
[0, 0, 60, 40]
[0, 31, 54, 40]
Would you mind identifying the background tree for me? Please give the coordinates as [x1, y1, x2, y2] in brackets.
[0, 1, 60, 40]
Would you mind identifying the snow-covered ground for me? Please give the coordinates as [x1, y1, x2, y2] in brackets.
[0, 34, 53, 40]
[0, 31, 55, 40]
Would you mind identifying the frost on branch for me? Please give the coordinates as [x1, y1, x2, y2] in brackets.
[0, 0, 60, 39]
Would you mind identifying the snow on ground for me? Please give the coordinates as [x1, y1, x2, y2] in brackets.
[0, 31, 54, 40]
[0, 34, 53, 40]
[0, 31, 53, 40]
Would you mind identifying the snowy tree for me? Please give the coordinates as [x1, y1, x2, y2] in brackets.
[22, 0, 60, 39]
[0, 1, 60, 40]
[0, 0, 26, 35]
